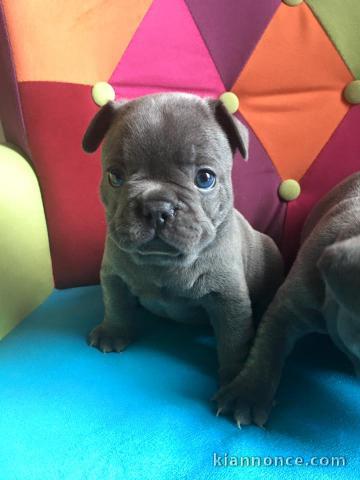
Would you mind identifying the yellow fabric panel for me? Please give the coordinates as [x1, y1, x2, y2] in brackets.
[0, 144, 54, 340]
[2, 0, 152, 84]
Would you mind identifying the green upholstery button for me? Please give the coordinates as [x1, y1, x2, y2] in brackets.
[343, 80, 360, 105]
[92, 82, 115, 107]
[279, 179, 301, 202]
[219, 92, 239, 114]
[283, 0, 303, 6]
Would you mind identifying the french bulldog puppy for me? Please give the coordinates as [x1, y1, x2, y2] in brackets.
[215, 172, 360, 427]
[82, 92, 283, 408]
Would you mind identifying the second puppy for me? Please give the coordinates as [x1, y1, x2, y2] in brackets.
[215, 172, 360, 426]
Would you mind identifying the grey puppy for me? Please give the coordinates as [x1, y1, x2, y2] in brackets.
[215, 172, 360, 427]
[82, 92, 283, 418]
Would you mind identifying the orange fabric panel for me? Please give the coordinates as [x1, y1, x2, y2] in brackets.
[233, 2, 353, 181]
[2, 0, 152, 84]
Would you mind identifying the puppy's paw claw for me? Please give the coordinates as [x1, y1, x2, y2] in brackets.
[234, 402, 251, 429]
[252, 405, 271, 428]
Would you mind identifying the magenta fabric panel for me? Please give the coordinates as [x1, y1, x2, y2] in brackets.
[184, 0, 281, 88]
[109, 0, 225, 99]
[0, 1, 29, 154]
[283, 106, 360, 266]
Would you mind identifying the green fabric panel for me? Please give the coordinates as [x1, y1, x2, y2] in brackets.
[306, 0, 360, 78]
[0, 144, 54, 340]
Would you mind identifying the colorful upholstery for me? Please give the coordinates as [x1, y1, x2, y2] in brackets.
[1, 0, 359, 287]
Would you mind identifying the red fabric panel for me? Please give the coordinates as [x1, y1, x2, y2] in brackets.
[282, 106, 360, 266]
[18, 82, 106, 288]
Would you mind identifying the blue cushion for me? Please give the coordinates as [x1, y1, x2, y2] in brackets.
[0, 286, 359, 479]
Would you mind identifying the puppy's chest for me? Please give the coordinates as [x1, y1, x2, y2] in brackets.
[126, 274, 207, 324]
[139, 294, 206, 324]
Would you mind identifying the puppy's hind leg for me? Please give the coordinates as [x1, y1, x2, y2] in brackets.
[214, 286, 320, 427]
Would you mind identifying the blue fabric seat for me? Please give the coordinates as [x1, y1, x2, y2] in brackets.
[0, 285, 359, 479]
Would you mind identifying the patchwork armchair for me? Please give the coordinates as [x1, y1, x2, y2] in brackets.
[0, 1, 359, 478]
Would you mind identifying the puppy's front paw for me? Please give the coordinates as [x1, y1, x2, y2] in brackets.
[213, 372, 278, 429]
[87, 323, 132, 353]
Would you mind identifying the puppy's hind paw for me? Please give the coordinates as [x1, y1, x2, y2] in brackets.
[213, 374, 276, 429]
[87, 323, 132, 353]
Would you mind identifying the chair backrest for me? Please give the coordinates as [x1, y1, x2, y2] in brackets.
[0, 0, 359, 288]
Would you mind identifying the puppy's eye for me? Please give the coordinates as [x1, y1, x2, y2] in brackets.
[107, 170, 124, 188]
[195, 169, 216, 190]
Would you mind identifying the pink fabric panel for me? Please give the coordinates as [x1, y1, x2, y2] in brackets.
[109, 0, 225, 99]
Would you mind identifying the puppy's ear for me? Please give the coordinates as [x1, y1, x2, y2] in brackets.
[318, 236, 360, 316]
[207, 99, 249, 160]
[82, 100, 125, 153]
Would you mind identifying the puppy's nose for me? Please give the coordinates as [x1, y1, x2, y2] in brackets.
[142, 201, 175, 228]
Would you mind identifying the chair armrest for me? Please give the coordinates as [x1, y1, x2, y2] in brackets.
[0, 144, 53, 340]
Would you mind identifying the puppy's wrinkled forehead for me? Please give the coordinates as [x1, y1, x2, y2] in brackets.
[103, 94, 226, 173]
[82, 92, 248, 163]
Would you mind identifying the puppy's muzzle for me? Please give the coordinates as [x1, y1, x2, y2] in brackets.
[141, 199, 176, 230]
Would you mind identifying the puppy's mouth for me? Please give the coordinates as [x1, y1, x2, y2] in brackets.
[136, 237, 181, 257]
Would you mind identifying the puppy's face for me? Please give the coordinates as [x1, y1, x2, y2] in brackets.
[83, 93, 248, 266]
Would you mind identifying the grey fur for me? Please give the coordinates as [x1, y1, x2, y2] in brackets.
[83, 92, 283, 393]
[214, 172, 360, 426]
